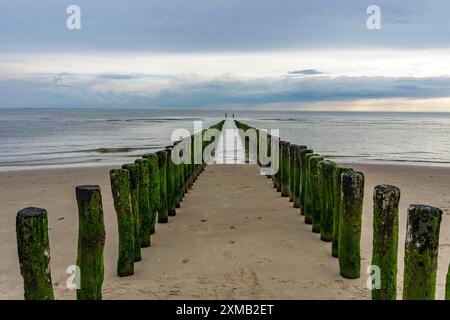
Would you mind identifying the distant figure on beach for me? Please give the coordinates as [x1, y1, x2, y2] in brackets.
[232, 113, 234, 118]
[225, 113, 227, 118]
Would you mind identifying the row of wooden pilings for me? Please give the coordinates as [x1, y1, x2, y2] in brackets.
[235, 120, 449, 300]
[15, 120, 225, 300]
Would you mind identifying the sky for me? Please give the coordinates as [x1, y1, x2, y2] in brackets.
[1, 0, 450, 111]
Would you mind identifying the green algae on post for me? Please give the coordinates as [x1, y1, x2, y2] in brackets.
[303, 153, 318, 224]
[122, 163, 141, 262]
[172, 143, 181, 209]
[75, 185, 105, 300]
[299, 149, 313, 216]
[293, 145, 306, 209]
[403, 204, 443, 300]
[331, 167, 353, 258]
[371, 184, 400, 300]
[309, 155, 324, 233]
[446, 264, 450, 300]
[288, 144, 297, 202]
[156, 150, 168, 223]
[165, 146, 176, 217]
[16, 207, 54, 300]
[280, 141, 291, 197]
[338, 171, 364, 279]
[276, 140, 282, 192]
[110, 169, 134, 277]
[143, 154, 160, 235]
[318, 159, 336, 242]
[135, 158, 151, 247]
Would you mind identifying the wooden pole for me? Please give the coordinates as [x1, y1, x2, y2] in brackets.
[331, 167, 353, 258]
[293, 145, 307, 209]
[110, 169, 134, 277]
[299, 148, 313, 216]
[446, 264, 450, 300]
[281, 141, 290, 197]
[338, 171, 364, 279]
[289, 144, 297, 202]
[75, 185, 105, 300]
[143, 154, 160, 234]
[371, 184, 400, 300]
[135, 158, 151, 247]
[309, 155, 324, 233]
[403, 204, 443, 300]
[318, 159, 336, 242]
[276, 140, 282, 192]
[16, 207, 54, 300]
[156, 150, 168, 223]
[303, 153, 318, 224]
[165, 146, 176, 216]
[172, 142, 181, 208]
[122, 163, 141, 262]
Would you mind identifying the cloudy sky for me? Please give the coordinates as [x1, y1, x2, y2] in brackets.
[1, 0, 450, 111]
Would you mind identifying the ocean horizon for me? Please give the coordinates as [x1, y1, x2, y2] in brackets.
[1, 108, 449, 171]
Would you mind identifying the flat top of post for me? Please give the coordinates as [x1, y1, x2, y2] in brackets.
[122, 163, 138, 169]
[75, 185, 100, 192]
[375, 184, 400, 194]
[319, 159, 337, 168]
[135, 158, 149, 164]
[409, 204, 443, 215]
[17, 207, 46, 218]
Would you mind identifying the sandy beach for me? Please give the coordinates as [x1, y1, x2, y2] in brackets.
[0, 163, 449, 300]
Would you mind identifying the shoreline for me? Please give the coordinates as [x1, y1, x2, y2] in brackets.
[0, 163, 449, 299]
[2, 159, 450, 174]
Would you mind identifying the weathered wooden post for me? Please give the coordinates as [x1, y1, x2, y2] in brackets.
[143, 154, 160, 234]
[122, 163, 141, 262]
[172, 143, 181, 209]
[110, 169, 134, 277]
[266, 133, 273, 179]
[75, 185, 105, 300]
[289, 144, 297, 202]
[174, 140, 185, 201]
[318, 159, 336, 242]
[299, 149, 313, 216]
[338, 171, 364, 279]
[276, 140, 282, 192]
[189, 134, 195, 188]
[156, 150, 168, 223]
[165, 146, 176, 216]
[135, 158, 151, 247]
[16, 207, 54, 300]
[309, 155, 324, 233]
[371, 185, 400, 300]
[303, 153, 318, 224]
[403, 204, 443, 300]
[446, 264, 450, 300]
[293, 145, 307, 209]
[331, 167, 353, 258]
[281, 141, 290, 197]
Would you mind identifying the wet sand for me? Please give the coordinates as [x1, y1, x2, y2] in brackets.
[0, 163, 449, 299]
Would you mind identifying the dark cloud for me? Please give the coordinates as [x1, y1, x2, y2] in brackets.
[2, 75, 450, 108]
[288, 69, 323, 76]
[96, 74, 138, 80]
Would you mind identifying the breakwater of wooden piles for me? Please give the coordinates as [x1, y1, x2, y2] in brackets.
[14, 118, 449, 300]
[234, 120, 447, 300]
[15, 120, 225, 300]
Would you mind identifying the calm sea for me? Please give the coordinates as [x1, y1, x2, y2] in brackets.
[1, 108, 449, 171]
